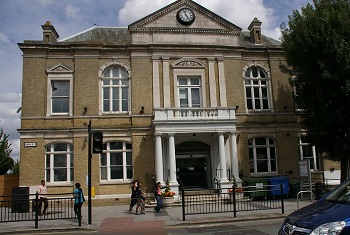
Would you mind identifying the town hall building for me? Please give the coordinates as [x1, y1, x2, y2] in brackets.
[17, 0, 339, 204]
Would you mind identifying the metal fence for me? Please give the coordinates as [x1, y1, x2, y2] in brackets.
[181, 184, 285, 221]
[0, 192, 81, 228]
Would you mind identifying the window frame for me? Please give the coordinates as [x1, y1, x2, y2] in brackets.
[173, 69, 206, 108]
[298, 136, 321, 171]
[248, 137, 278, 175]
[100, 141, 133, 182]
[101, 66, 130, 114]
[46, 65, 73, 116]
[243, 63, 273, 112]
[45, 142, 74, 184]
[177, 76, 202, 108]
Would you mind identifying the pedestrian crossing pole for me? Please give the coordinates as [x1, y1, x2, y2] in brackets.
[87, 119, 92, 225]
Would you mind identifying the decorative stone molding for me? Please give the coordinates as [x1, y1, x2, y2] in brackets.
[98, 60, 131, 78]
[46, 64, 73, 74]
[242, 61, 271, 77]
[172, 58, 206, 69]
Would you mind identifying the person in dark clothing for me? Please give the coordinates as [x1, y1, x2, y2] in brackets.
[73, 183, 85, 219]
[134, 181, 146, 215]
[128, 180, 138, 213]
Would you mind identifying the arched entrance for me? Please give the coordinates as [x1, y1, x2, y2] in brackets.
[176, 141, 211, 188]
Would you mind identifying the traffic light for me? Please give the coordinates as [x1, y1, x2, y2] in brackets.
[92, 131, 103, 153]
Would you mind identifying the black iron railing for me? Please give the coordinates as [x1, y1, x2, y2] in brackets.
[0, 192, 82, 228]
[181, 184, 285, 221]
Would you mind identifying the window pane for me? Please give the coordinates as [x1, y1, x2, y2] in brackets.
[260, 70, 266, 78]
[111, 166, 123, 179]
[121, 69, 128, 78]
[103, 100, 110, 112]
[112, 67, 119, 77]
[255, 99, 261, 109]
[100, 153, 107, 166]
[110, 152, 123, 165]
[126, 143, 132, 149]
[52, 81, 69, 96]
[271, 160, 277, 172]
[179, 78, 187, 85]
[249, 148, 254, 160]
[126, 152, 132, 165]
[121, 79, 128, 86]
[257, 160, 268, 172]
[256, 148, 267, 160]
[103, 88, 109, 99]
[54, 143, 67, 151]
[249, 161, 254, 173]
[245, 70, 250, 77]
[70, 154, 74, 167]
[101, 167, 107, 180]
[190, 78, 199, 85]
[246, 88, 252, 98]
[110, 142, 123, 150]
[127, 166, 133, 179]
[52, 97, 69, 113]
[70, 168, 74, 181]
[255, 138, 266, 145]
[103, 68, 111, 77]
[54, 168, 67, 181]
[46, 169, 50, 183]
[191, 88, 200, 107]
[54, 154, 67, 167]
[252, 68, 258, 77]
[46, 155, 50, 167]
[247, 99, 253, 109]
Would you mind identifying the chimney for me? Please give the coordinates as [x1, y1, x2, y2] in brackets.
[248, 17, 262, 45]
[41, 21, 59, 43]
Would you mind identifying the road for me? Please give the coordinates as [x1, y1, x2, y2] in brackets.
[11, 218, 284, 235]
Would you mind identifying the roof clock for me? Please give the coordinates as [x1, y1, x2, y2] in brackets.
[176, 8, 195, 25]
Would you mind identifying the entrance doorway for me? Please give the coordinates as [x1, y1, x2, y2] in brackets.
[175, 141, 211, 188]
[176, 156, 209, 188]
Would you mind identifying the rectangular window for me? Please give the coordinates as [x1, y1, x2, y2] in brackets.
[45, 143, 74, 183]
[177, 77, 201, 107]
[298, 137, 320, 171]
[100, 142, 133, 181]
[249, 138, 277, 174]
[51, 81, 70, 114]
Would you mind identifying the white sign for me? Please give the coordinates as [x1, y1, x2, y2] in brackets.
[24, 142, 37, 147]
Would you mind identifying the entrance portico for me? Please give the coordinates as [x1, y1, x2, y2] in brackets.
[153, 107, 240, 196]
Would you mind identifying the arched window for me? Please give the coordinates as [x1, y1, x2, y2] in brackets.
[45, 143, 74, 183]
[248, 137, 277, 174]
[100, 141, 133, 181]
[244, 66, 270, 111]
[102, 66, 129, 113]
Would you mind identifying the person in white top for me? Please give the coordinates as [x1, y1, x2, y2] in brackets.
[38, 179, 48, 215]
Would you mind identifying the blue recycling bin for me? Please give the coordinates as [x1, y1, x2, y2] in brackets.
[268, 176, 289, 197]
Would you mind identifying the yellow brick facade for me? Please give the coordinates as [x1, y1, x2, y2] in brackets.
[18, 0, 340, 205]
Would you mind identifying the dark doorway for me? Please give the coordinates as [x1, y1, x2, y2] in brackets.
[177, 157, 208, 188]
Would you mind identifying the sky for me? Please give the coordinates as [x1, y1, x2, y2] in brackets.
[0, 0, 313, 162]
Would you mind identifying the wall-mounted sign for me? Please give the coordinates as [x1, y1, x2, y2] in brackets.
[24, 142, 37, 147]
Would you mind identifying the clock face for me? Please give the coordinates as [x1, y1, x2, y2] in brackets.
[176, 8, 195, 25]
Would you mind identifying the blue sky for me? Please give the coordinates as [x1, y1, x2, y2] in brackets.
[0, 0, 313, 161]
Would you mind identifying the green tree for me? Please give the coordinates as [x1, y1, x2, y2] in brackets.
[0, 129, 14, 175]
[9, 160, 19, 175]
[280, 0, 350, 182]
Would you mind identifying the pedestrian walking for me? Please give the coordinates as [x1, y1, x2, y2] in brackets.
[152, 176, 163, 213]
[73, 183, 85, 219]
[38, 179, 48, 216]
[135, 181, 146, 215]
[128, 180, 138, 213]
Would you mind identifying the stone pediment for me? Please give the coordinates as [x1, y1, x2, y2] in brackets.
[128, 0, 242, 45]
[46, 64, 73, 74]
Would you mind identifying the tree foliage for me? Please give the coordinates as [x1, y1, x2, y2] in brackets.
[280, 0, 350, 181]
[0, 129, 14, 175]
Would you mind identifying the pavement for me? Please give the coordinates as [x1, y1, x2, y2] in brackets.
[0, 198, 313, 234]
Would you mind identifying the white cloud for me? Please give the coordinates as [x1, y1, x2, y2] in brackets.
[0, 32, 11, 44]
[65, 4, 83, 21]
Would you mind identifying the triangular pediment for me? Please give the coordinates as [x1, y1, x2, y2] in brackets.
[129, 0, 242, 39]
[46, 64, 74, 74]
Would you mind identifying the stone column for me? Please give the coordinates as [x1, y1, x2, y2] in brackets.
[218, 133, 228, 182]
[152, 56, 160, 108]
[155, 134, 164, 184]
[168, 133, 177, 184]
[230, 133, 242, 186]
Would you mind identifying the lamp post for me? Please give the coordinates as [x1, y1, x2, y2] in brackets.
[87, 119, 92, 225]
